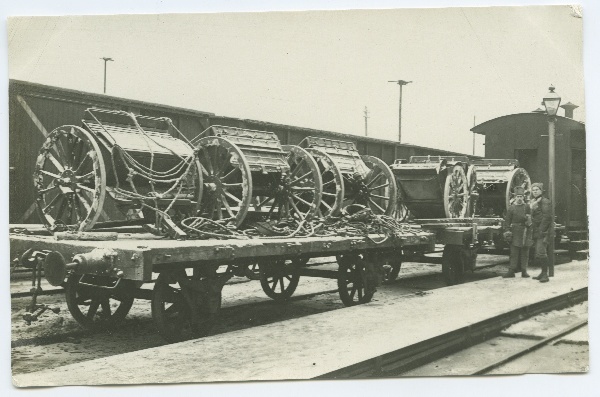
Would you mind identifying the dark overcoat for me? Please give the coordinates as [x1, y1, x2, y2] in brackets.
[530, 197, 552, 239]
[505, 203, 533, 247]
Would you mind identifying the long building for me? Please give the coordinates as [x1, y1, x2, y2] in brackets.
[9, 79, 469, 223]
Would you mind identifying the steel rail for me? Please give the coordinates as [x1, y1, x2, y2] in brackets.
[470, 319, 588, 375]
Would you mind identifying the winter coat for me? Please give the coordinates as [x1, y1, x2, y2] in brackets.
[504, 203, 533, 247]
[530, 196, 552, 239]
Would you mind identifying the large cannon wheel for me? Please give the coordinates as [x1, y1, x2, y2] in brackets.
[506, 168, 531, 208]
[443, 164, 469, 218]
[305, 148, 344, 218]
[258, 146, 323, 222]
[343, 156, 397, 216]
[33, 125, 107, 232]
[196, 136, 253, 227]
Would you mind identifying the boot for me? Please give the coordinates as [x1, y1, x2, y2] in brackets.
[538, 259, 549, 283]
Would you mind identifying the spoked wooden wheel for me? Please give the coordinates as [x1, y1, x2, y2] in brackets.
[151, 270, 221, 343]
[196, 136, 253, 227]
[337, 255, 375, 306]
[33, 125, 106, 232]
[259, 260, 300, 301]
[259, 146, 322, 222]
[506, 168, 531, 208]
[466, 165, 479, 217]
[443, 165, 469, 218]
[65, 273, 135, 329]
[344, 156, 397, 216]
[306, 148, 344, 218]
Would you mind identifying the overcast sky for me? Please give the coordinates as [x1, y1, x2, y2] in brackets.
[7, 5, 584, 155]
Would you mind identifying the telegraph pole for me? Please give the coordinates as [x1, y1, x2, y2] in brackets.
[100, 57, 114, 94]
[388, 80, 412, 143]
[363, 106, 370, 136]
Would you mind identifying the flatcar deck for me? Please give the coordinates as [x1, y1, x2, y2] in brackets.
[10, 229, 435, 282]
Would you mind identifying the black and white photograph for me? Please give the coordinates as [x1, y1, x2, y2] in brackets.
[3, 1, 598, 395]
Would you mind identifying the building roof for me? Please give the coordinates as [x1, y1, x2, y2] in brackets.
[470, 112, 585, 135]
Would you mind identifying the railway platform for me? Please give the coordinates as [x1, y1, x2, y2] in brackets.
[13, 259, 587, 387]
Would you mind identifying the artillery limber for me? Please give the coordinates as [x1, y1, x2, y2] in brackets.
[298, 137, 398, 217]
[468, 159, 531, 217]
[33, 108, 203, 238]
[192, 126, 322, 226]
[391, 155, 474, 219]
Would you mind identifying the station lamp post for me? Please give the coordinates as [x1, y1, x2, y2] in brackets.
[542, 85, 561, 277]
[100, 57, 114, 94]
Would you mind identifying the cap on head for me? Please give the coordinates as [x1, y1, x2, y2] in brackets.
[514, 186, 525, 196]
[532, 182, 544, 191]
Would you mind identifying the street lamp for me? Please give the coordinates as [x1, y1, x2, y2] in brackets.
[100, 57, 114, 94]
[542, 85, 561, 277]
[388, 80, 412, 143]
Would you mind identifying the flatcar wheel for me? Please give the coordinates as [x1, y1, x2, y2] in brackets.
[306, 148, 344, 218]
[196, 136, 253, 227]
[441, 245, 466, 286]
[506, 167, 531, 208]
[443, 165, 469, 218]
[357, 155, 397, 216]
[151, 270, 221, 343]
[65, 273, 134, 329]
[259, 260, 300, 301]
[33, 125, 107, 232]
[337, 256, 374, 306]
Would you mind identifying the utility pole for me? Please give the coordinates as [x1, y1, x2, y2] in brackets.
[363, 106, 370, 136]
[100, 57, 114, 94]
[388, 80, 412, 143]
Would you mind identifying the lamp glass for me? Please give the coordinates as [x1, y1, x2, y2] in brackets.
[543, 87, 561, 117]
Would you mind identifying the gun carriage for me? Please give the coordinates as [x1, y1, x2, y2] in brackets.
[298, 137, 398, 218]
[468, 159, 531, 217]
[192, 126, 322, 226]
[33, 108, 203, 238]
[391, 156, 474, 219]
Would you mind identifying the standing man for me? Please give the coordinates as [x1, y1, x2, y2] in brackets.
[502, 186, 533, 278]
[530, 182, 552, 283]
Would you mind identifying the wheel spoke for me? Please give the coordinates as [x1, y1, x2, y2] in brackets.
[77, 184, 96, 194]
[42, 193, 62, 213]
[222, 167, 239, 182]
[369, 182, 390, 191]
[87, 300, 100, 319]
[292, 194, 313, 207]
[100, 299, 112, 317]
[290, 170, 312, 185]
[76, 192, 92, 212]
[368, 198, 386, 214]
[288, 197, 304, 218]
[40, 169, 61, 179]
[366, 170, 383, 187]
[74, 153, 91, 175]
[370, 193, 390, 200]
[224, 190, 242, 204]
[46, 152, 66, 173]
[290, 158, 307, 177]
